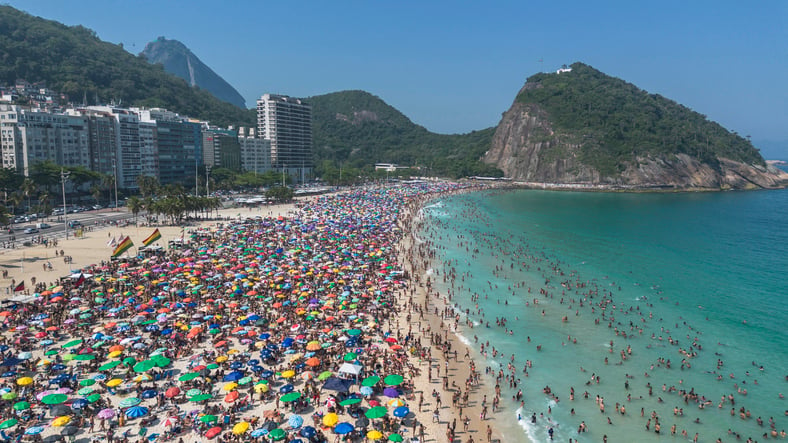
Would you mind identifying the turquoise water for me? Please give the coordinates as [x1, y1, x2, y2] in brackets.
[419, 188, 788, 442]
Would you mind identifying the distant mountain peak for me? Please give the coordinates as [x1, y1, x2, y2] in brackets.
[141, 37, 246, 108]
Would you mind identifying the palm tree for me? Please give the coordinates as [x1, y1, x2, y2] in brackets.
[126, 196, 142, 224]
[21, 178, 36, 213]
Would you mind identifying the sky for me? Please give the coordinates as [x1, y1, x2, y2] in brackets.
[7, 0, 788, 157]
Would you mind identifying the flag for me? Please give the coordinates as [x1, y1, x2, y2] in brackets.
[13, 281, 24, 292]
[73, 273, 85, 289]
[107, 236, 117, 248]
[142, 228, 161, 247]
[112, 236, 133, 258]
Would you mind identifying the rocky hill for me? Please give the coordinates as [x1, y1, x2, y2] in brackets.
[141, 37, 247, 109]
[484, 63, 788, 190]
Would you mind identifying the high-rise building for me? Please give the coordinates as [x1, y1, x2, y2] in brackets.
[202, 129, 241, 171]
[237, 127, 271, 174]
[256, 94, 312, 182]
[86, 106, 141, 189]
[137, 108, 202, 186]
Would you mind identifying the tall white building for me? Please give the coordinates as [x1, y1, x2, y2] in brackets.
[237, 127, 271, 174]
[256, 94, 312, 182]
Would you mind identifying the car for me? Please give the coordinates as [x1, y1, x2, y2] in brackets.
[23, 227, 39, 234]
[36, 223, 51, 229]
[52, 208, 64, 215]
[68, 220, 82, 228]
[92, 204, 103, 210]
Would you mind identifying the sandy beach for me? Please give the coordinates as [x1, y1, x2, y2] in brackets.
[0, 184, 502, 443]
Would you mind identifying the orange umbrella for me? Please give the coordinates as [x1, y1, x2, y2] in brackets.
[224, 391, 239, 403]
[214, 341, 227, 348]
[109, 345, 124, 353]
[305, 357, 320, 367]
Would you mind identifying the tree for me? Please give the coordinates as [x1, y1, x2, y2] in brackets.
[265, 186, 294, 203]
[137, 175, 159, 198]
[21, 178, 37, 213]
[126, 196, 142, 224]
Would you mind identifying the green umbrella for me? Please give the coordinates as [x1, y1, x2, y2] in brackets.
[61, 354, 75, 361]
[189, 393, 212, 402]
[62, 339, 82, 348]
[346, 329, 362, 336]
[133, 360, 155, 373]
[73, 354, 96, 361]
[92, 340, 106, 348]
[186, 389, 202, 397]
[237, 376, 252, 386]
[199, 414, 218, 423]
[12, 401, 29, 411]
[361, 376, 380, 387]
[206, 363, 219, 370]
[151, 355, 171, 368]
[44, 350, 59, 356]
[388, 433, 404, 442]
[1, 392, 17, 400]
[41, 394, 68, 405]
[280, 392, 301, 403]
[179, 372, 200, 382]
[343, 352, 357, 362]
[383, 374, 403, 386]
[79, 379, 96, 386]
[0, 418, 17, 429]
[139, 319, 156, 325]
[118, 397, 141, 408]
[209, 328, 221, 335]
[339, 397, 362, 406]
[98, 361, 122, 371]
[365, 406, 387, 419]
[122, 357, 137, 366]
[77, 387, 94, 395]
[317, 371, 333, 381]
[86, 394, 101, 403]
[268, 428, 286, 441]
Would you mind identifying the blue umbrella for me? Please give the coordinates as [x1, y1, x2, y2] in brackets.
[1, 371, 15, 378]
[393, 406, 410, 418]
[223, 371, 244, 382]
[260, 370, 274, 379]
[359, 386, 373, 396]
[141, 389, 158, 399]
[71, 398, 89, 409]
[281, 338, 294, 348]
[229, 362, 244, 369]
[248, 359, 259, 366]
[51, 364, 67, 371]
[251, 365, 264, 373]
[25, 426, 45, 435]
[288, 415, 304, 428]
[334, 422, 354, 435]
[279, 384, 294, 394]
[124, 406, 149, 418]
[0, 357, 22, 367]
[250, 428, 267, 437]
[300, 426, 316, 438]
[258, 332, 270, 340]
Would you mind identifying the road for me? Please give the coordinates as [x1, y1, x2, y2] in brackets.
[1, 209, 135, 246]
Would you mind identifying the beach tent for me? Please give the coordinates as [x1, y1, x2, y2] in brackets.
[337, 363, 362, 376]
[322, 377, 354, 393]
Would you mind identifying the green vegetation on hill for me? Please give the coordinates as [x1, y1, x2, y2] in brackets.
[0, 6, 254, 127]
[310, 90, 500, 178]
[517, 63, 765, 176]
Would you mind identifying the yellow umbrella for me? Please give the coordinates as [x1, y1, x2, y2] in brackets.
[305, 341, 321, 351]
[367, 430, 383, 440]
[387, 398, 405, 408]
[280, 370, 295, 379]
[133, 374, 153, 383]
[108, 351, 122, 358]
[232, 421, 249, 435]
[254, 383, 269, 393]
[36, 359, 51, 367]
[52, 416, 71, 427]
[322, 413, 338, 427]
[106, 378, 123, 387]
[227, 349, 239, 355]
[215, 356, 228, 363]
[223, 382, 238, 391]
[16, 377, 33, 386]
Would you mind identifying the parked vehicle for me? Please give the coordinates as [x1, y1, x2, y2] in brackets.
[36, 223, 51, 229]
[23, 227, 39, 234]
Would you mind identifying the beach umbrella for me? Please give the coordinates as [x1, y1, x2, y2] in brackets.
[98, 361, 121, 371]
[73, 354, 96, 361]
[118, 397, 141, 408]
[279, 384, 294, 394]
[361, 375, 380, 387]
[106, 378, 123, 387]
[322, 413, 339, 427]
[17, 352, 32, 360]
[79, 379, 96, 387]
[77, 387, 94, 395]
[254, 383, 269, 393]
[12, 401, 29, 411]
[343, 352, 356, 362]
[186, 389, 202, 397]
[25, 426, 45, 435]
[224, 391, 239, 403]
[71, 398, 88, 409]
[16, 377, 33, 386]
[339, 397, 362, 406]
[133, 360, 155, 373]
[205, 426, 222, 439]
[232, 421, 250, 435]
[97, 408, 116, 419]
[268, 428, 286, 441]
[300, 426, 317, 438]
[355, 417, 370, 428]
[199, 415, 218, 424]
[367, 430, 383, 440]
[280, 370, 295, 379]
[223, 371, 244, 382]
[179, 372, 200, 381]
[317, 371, 333, 381]
[165, 387, 180, 398]
[360, 386, 373, 396]
[334, 422, 354, 435]
[0, 392, 16, 400]
[62, 339, 82, 348]
[365, 406, 387, 419]
[280, 392, 301, 403]
[383, 374, 403, 386]
[388, 433, 404, 442]
[189, 393, 212, 402]
[41, 393, 68, 405]
[60, 426, 79, 436]
[86, 394, 101, 403]
[51, 416, 71, 427]
[393, 406, 410, 418]
[141, 389, 157, 399]
[125, 406, 149, 418]
[222, 382, 238, 391]
[0, 419, 17, 429]
[383, 387, 399, 398]
[288, 415, 304, 428]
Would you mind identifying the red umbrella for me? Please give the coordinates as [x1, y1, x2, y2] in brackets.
[165, 387, 180, 398]
[224, 391, 239, 403]
[205, 426, 221, 439]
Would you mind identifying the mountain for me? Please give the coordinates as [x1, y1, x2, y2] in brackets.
[309, 90, 500, 178]
[141, 37, 247, 109]
[484, 63, 788, 190]
[0, 6, 254, 127]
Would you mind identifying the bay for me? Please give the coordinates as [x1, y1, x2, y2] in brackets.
[420, 188, 788, 442]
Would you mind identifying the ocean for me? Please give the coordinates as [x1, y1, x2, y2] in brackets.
[418, 187, 788, 442]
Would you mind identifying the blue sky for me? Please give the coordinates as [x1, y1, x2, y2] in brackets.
[8, 1, 788, 156]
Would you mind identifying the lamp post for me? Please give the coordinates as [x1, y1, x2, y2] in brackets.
[112, 159, 118, 212]
[205, 165, 212, 197]
[60, 168, 70, 238]
[282, 164, 286, 188]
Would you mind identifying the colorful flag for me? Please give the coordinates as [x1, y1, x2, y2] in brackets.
[142, 228, 161, 247]
[13, 281, 24, 292]
[73, 273, 85, 289]
[112, 236, 133, 257]
[107, 236, 117, 248]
